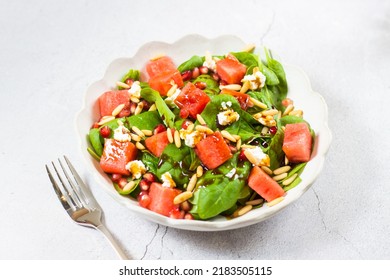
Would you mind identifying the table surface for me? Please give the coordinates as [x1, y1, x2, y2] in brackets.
[1, 0, 389, 260]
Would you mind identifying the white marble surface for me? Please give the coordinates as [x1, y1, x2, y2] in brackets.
[1, 0, 389, 260]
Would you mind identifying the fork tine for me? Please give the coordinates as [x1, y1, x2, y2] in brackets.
[46, 164, 75, 211]
[63, 155, 90, 205]
[58, 158, 85, 208]
[51, 161, 79, 210]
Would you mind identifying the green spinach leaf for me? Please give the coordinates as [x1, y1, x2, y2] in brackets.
[126, 110, 162, 130]
[177, 55, 204, 73]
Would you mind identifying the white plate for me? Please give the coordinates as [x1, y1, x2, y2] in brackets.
[75, 34, 332, 231]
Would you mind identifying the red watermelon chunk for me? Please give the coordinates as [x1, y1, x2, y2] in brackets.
[148, 182, 181, 217]
[144, 130, 174, 157]
[282, 123, 312, 163]
[98, 90, 129, 117]
[174, 82, 211, 119]
[100, 139, 137, 175]
[248, 166, 285, 202]
[195, 131, 232, 169]
[148, 70, 183, 96]
[145, 56, 177, 79]
[216, 54, 247, 84]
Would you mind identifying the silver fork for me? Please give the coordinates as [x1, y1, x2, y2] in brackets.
[45, 156, 128, 259]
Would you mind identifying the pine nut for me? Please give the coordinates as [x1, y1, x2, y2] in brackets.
[174, 130, 181, 148]
[196, 114, 206, 125]
[237, 204, 252, 216]
[245, 198, 264, 206]
[134, 102, 144, 115]
[141, 129, 153, 136]
[236, 138, 242, 150]
[196, 166, 203, 177]
[130, 97, 140, 103]
[250, 97, 267, 109]
[123, 181, 136, 192]
[116, 81, 130, 89]
[241, 144, 256, 149]
[283, 104, 294, 116]
[186, 123, 194, 133]
[186, 174, 197, 192]
[167, 84, 178, 97]
[273, 172, 288, 181]
[167, 128, 174, 143]
[135, 142, 145, 150]
[221, 130, 236, 142]
[148, 104, 157, 111]
[262, 109, 279, 116]
[150, 53, 165, 61]
[130, 133, 141, 142]
[261, 126, 269, 135]
[267, 196, 285, 207]
[285, 156, 289, 165]
[261, 166, 273, 175]
[289, 109, 303, 117]
[220, 84, 242, 91]
[242, 43, 255, 52]
[131, 126, 145, 138]
[97, 116, 115, 126]
[273, 165, 291, 175]
[195, 125, 213, 135]
[244, 150, 258, 166]
[282, 173, 298, 186]
[173, 191, 193, 205]
[240, 80, 250, 93]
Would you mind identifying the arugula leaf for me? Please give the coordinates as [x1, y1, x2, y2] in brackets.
[141, 87, 176, 128]
[126, 110, 162, 130]
[177, 55, 204, 72]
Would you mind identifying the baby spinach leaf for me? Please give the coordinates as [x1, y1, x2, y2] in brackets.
[190, 178, 244, 220]
[126, 110, 162, 130]
[283, 176, 302, 191]
[267, 128, 285, 170]
[88, 128, 103, 157]
[140, 151, 159, 175]
[177, 55, 204, 73]
[262, 65, 280, 86]
[118, 69, 140, 89]
[225, 119, 258, 142]
[192, 74, 219, 95]
[231, 52, 259, 69]
[141, 87, 176, 128]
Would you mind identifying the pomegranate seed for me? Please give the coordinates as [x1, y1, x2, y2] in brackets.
[212, 73, 220, 81]
[228, 144, 237, 154]
[141, 100, 150, 111]
[169, 208, 185, 219]
[269, 126, 278, 135]
[139, 179, 150, 191]
[181, 119, 193, 130]
[261, 141, 269, 148]
[219, 80, 227, 86]
[117, 101, 131, 118]
[111, 173, 122, 182]
[199, 66, 209, 74]
[143, 172, 156, 183]
[184, 213, 194, 220]
[125, 79, 134, 87]
[153, 124, 166, 135]
[92, 122, 99, 129]
[194, 81, 207, 90]
[138, 192, 151, 208]
[239, 150, 247, 161]
[118, 178, 128, 189]
[192, 67, 200, 79]
[100, 126, 111, 138]
[179, 108, 189, 119]
[181, 70, 192, 81]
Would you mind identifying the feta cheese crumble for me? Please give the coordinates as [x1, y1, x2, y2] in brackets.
[244, 147, 269, 166]
[161, 172, 176, 188]
[164, 88, 181, 108]
[179, 130, 203, 148]
[125, 160, 147, 179]
[221, 101, 232, 110]
[113, 123, 131, 142]
[217, 109, 240, 126]
[225, 168, 236, 178]
[242, 70, 266, 90]
[128, 81, 141, 98]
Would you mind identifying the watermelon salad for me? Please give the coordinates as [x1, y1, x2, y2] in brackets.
[87, 46, 315, 220]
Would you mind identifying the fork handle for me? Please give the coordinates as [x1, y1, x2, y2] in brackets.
[97, 224, 129, 260]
